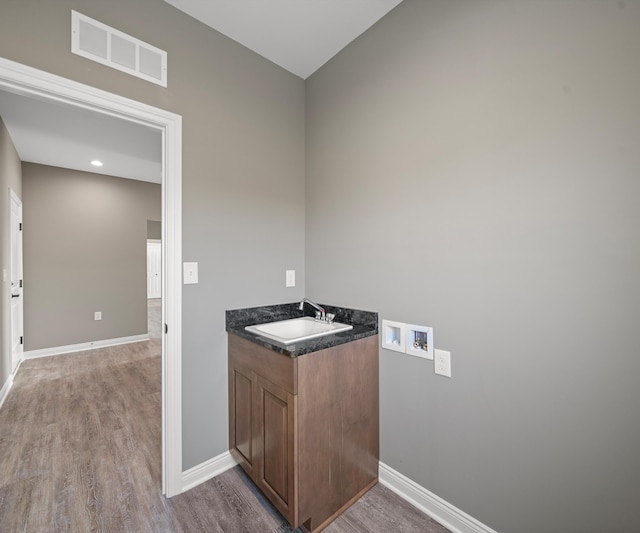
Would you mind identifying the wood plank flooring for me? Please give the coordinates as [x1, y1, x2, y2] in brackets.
[147, 298, 162, 339]
[0, 340, 449, 532]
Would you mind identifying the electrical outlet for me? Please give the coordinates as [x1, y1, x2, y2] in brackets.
[94, 311, 102, 321]
[434, 349, 451, 378]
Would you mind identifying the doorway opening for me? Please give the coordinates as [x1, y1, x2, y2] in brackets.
[0, 58, 183, 496]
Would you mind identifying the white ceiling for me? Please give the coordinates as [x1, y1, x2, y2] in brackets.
[164, 0, 404, 79]
[0, 90, 162, 183]
[0, 1, 403, 181]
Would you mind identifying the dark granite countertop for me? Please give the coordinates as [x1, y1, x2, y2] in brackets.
[226, 302, 378, 357]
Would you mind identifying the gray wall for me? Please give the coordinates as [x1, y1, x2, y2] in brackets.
[306, 1, 640, 532]
[147, 220, 161, 241]
[6, 2, 637, 531]
[0, 117, 22, 387]
[22, 163, 160, 350]
[0, 0, 305, 468]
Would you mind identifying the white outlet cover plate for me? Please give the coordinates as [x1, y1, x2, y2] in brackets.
[434, 349, 451, 378]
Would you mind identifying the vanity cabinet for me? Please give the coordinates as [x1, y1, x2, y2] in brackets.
[228, 333, 379, 532]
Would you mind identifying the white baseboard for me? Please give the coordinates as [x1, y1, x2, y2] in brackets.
[0, 357, 27, 411]
[0, 373, 14, 411]
[180, 454, 495, 533]
[379, 462, 498, 533]
[23, 334, 151, 360]
[182, 451, 237, 492]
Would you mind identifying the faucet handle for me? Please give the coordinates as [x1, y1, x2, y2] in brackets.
[315, 311, 322, 320]
[326, 313, 335, 324]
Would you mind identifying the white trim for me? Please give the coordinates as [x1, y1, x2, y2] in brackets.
[179, 454, 497, 532]
[379, 462, 499, 533]
[0, 373, 14, 411]
[23, 334, 150, 360]
[179, 453, 496, 531]
[0, 57, 183, 497]
[0, 356, 25, 411]
[182, 452, 238, 492]
[161, 84, 183, 498]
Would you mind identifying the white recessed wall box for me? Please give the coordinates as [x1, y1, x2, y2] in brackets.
[405, 324, 434, 360]
[381, 319, 406, 353]
[71, 11, 167, 87]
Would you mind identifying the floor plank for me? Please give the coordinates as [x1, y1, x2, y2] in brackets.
[148, 298, 162, 339]
[0, 340, 449, 532]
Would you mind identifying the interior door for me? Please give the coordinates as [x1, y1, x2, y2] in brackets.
[9, 189, 23, 372]
[147, 241, 161, 299]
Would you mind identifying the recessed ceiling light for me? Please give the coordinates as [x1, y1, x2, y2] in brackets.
[91, 160, 103, 167]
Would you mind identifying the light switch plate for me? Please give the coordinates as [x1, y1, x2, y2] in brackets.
[183, 262, 198, 284]
[434, 349, 451, 378]
[286, 270, 295, 287]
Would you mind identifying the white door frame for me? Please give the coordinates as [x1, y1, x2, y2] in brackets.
[0, 57, 183, 497]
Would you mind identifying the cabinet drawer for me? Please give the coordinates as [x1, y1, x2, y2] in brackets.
[229, 334, 297, 394]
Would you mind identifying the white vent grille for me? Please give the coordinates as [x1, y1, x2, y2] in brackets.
[71, 11, 167, 87]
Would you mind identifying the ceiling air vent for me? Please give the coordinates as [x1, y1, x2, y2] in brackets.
[71, 11, 167, 87]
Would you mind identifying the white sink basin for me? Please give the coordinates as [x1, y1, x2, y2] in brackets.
[245, 317, 353, 345]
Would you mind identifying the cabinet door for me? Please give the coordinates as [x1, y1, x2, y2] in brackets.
[256, 376, 298, 527]
[229, 364, 257, 477]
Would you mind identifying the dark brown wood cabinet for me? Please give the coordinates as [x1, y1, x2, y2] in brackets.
[228, 333, 379, 532]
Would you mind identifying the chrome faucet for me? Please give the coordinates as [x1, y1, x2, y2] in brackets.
[298, 297, 325, 321]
